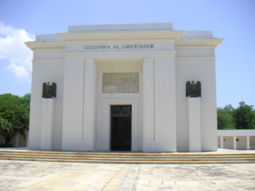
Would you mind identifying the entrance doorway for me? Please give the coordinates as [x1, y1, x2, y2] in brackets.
[111, 105, 131, 151]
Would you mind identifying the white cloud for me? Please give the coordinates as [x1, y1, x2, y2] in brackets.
[0, 23, 34, 78]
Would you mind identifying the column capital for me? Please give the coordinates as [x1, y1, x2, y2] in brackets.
[143, 57, 154, 64]
[85, 58, 95, 64]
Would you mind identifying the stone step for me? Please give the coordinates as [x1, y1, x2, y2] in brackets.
[1, 150, 255, 155]
[1, 154, 255, 161]
[0, 155, 255, 161]
[0, 150, 255, 157]
[0, 157, 255, 164]
[0, 154, 255, 161]
[1, 153, 255, 159]
[0, 150, 254, 164]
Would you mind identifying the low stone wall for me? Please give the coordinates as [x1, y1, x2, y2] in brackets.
[217, 135, 255, 150]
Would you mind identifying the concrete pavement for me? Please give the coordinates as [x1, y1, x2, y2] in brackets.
[0, 160, 255, 191]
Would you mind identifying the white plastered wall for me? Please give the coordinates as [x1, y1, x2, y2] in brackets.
[223, 136, 234, 149]
[28, 49, 64, 150]
[61, 54, 85, 150]
[27, 25, 222, 152]
[145, 51, 176, 152]
[236, 136, 247, 150]
[96, 59, 142, 151]
[61, 40, 177, 152]
[176, 46, 217, 151]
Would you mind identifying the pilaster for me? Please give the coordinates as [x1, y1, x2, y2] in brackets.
[233, 136, 237, 150]
[246, 136, 250, 150]
[41, 99, 54, 150]
[83, 59, 96, 150]
[142, 57, 155, 152]
[220, 136, 224, 148]
[188, 97, 201, 152]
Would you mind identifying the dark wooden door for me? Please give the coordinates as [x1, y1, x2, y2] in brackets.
[111, 105, 131, 151]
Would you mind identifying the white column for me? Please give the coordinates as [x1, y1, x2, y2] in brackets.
[188, 97, 201, 152]
[220, 136, 224, 148]
[83, 59, 96, 151]
[233, 136, 237, 150]
[246, 136, 250, 150]
[143, 57, 154, 152]
[41, 99, 54, 150]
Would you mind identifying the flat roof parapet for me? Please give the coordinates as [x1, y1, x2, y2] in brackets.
[68, 23, 173, 33]
[182, 31, 213, 39]
[36, 34, 59, 41]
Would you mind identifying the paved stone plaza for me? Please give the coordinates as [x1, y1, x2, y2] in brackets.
[0, 160, 255, 191]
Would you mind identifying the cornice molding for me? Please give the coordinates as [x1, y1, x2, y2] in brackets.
[64, 49, 176, 55]
[176, 57, 215, 61]
[176, 38, 223, 47]
[32, 57, 64, 62]
[57, 30, 183, 41]
[25, 34, 223, 50]
[26, 41, 65, 50]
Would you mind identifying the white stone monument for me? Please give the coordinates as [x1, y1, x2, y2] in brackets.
[26, 23, 223, 152]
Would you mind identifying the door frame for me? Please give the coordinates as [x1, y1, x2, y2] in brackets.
[110, 105, 132, 151]
[96, 98, 141, 151]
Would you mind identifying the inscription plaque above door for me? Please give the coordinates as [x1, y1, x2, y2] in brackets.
[103, 73, 139, 93]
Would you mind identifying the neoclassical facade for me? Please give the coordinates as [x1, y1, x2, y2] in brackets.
[26, 23, 222, 152]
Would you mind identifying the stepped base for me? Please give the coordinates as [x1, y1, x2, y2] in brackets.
[0, 148, 255, 164]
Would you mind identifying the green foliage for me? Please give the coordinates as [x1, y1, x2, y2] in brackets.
[0, 116, 14, 146]
[0, 93, 30, 146]
[20, 94, 31, 110]
[253, 110, 255, 127]
[224, 104, 234, 112]
[217, 108, 235, 129]
[217, 102, 255, 129]
[233, 102, 255, 129]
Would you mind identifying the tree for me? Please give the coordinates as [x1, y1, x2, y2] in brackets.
[0, 94, 30, 146]
[0, 116, 14, 146]
[233, 102, 255, 129]
[20, 94, 31, 110]
[217, 108, 235, 129]
[224, 104, 234, 112]
[253, 110, 255, 128]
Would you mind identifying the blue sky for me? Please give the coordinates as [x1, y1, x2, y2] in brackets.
[0, 0, 254, 107]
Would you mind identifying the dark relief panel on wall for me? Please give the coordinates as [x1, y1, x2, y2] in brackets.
[186, 81, 201, 97]
[42, 82, 57, 98]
